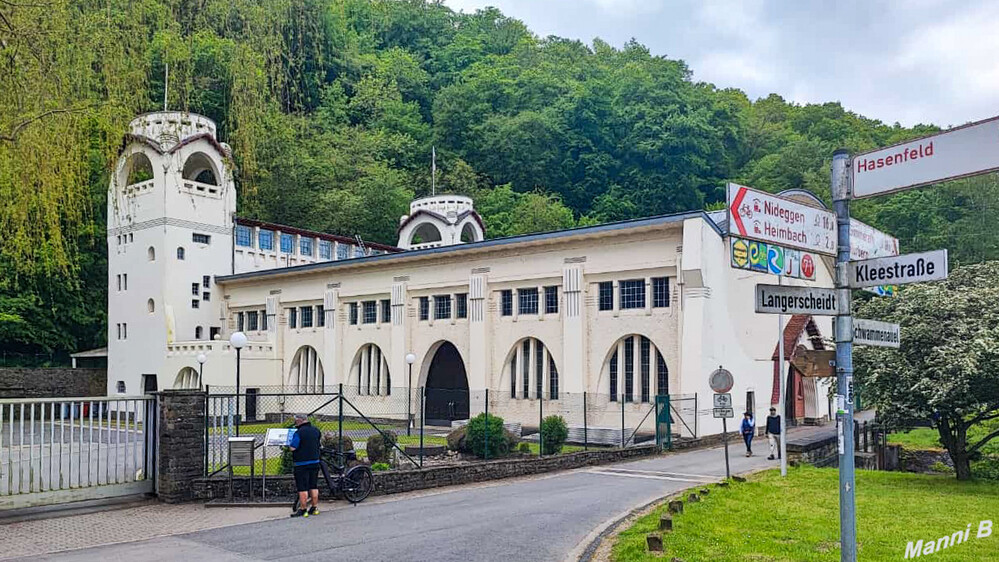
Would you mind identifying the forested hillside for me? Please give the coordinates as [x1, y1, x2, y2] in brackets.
[2, 0, 997, 361]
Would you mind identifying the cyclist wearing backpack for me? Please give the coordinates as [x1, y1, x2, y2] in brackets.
[289, 414, 322, 517]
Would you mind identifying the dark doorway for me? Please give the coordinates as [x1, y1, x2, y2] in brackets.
[246, 388, 258, 421]
[424, 342, 469, 426]
[142, 374, 158, 393]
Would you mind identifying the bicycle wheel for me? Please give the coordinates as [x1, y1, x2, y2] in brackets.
[341, 465, 373, 504]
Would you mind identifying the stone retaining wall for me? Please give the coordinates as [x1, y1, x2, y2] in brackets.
[0, 368, 106, 399]
[191, 445, 659, 501]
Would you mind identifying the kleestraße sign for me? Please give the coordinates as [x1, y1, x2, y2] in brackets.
[728, 183, 836, 256]
[848, 250, 948, 288]
[852, 115, 999, 198]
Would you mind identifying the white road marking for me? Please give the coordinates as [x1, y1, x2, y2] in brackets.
[587, 468, 715, 483]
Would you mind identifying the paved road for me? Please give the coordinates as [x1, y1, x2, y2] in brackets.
[24, 445, 772, 562]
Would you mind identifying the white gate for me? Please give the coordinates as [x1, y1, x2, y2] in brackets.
[0, 396, 155, 510]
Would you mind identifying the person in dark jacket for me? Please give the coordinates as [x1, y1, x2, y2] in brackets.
[740, 412, 755, 457]
[765, 407, 782, 460]
[289, 414, 322, 517]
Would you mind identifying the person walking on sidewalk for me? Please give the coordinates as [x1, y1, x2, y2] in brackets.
[741, 411, 755, 457]
[289, 414, 322, 518]
[765, 407, 782, 460]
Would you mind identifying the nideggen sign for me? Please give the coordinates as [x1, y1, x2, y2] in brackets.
[755, 284, 839, 316]
[848, 249, 948, 288]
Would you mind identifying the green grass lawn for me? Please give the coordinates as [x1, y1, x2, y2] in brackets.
[613, 466, 999, 562]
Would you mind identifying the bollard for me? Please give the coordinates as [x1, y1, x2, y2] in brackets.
[668, 500, 684, 514]
[687, 493, 699, 503]
[699, 488, 709, 495]
[659, 514, 673, 531]
[646, 534, 664, 552]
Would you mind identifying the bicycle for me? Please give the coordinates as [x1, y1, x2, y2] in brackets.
[292, 446, 374, 510]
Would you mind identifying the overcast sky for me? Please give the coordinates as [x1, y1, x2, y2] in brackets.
[444, 0, 999, 128]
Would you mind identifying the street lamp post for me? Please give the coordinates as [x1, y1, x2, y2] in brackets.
[405, 353, 417, 436]
[229, 332, 247, 436]
[196, 353, 207, 390]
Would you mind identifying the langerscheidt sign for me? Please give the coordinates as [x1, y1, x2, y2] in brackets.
[728, 183, 836, 256]
[755, 284, 839, 316]
[852, 116, 999, 198]
[848, 249, 948, 288]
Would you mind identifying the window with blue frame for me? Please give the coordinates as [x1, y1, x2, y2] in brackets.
[319, 240, 332, 260]
[258, 229, 274, 251]
[300, 237, 313, 257]
[280, 233, 294, 253]
[336, 244, 349, 260]
[235, 225, 252, 247]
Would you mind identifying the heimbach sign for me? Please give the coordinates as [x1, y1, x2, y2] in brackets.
[755, 284, 839, 316]
[848, 250, 948, 288]
[728, 183, 836, 255]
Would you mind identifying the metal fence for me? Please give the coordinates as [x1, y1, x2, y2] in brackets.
[205, 386, 698, 476]
[1, 396, 155, 509]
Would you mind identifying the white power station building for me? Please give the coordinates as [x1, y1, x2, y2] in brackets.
[105, 111, 836, 437]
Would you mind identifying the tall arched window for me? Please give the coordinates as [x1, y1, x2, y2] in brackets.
[350, 344, 391, 396]
[121, 152, 153, 186]
[147, 246, 156, 261]
[177, 247, 185, 260]
[195, 326, 203, 340]
[147, 298, 155, 314]
[182, 152, 219, 185]
[504, 338, 558, 400]
[174, 367, 200, 390]
[605, 335, 669, 403]
[289, 345, 324, 393]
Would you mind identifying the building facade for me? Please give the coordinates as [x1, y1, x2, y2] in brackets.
[107, 111, 834, 437]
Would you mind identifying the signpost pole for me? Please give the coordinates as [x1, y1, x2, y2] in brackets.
[778, 276, 787, 477]
[832, 149, 858, 562]
[722, 417, 730, 480]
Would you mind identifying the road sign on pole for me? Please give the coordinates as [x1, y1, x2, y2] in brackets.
[853, 318, 901, 348]
[852, 115, 999, 198]
[755, 284, 840, 316]
[713, 408, 734, 418]
[848, 249, 948, 288]
[849, 218, 899, 261]
[713, 393, 732, 409]
[832, 150, 858, 562]
[709, 367, 734, 393]
[728, 183, 837, 255]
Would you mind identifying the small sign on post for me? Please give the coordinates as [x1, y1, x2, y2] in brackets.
[728, 183, 837, 255]
[853, 318, 901, 348]
[848, 249, 948, 288]
[755, 284, 840, 316]
[709, 367, 734, 480]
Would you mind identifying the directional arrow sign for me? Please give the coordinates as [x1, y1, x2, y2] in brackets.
[853, 318, 901, 348]
[728, 183, 837, 255]
[852, 115, 999, 198]
[848, 249, 948, 288]
[755, 284, 840, 315]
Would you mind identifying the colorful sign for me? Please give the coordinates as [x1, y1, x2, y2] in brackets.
[730, 236, 817, 281]
[852, 115, 999, 198]
[727, 183, 837, 255]
[731, 238, 749, 268]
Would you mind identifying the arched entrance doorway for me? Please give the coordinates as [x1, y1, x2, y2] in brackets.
[424, 342, 469, 425]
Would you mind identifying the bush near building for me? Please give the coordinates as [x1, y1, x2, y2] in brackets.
[366, 431, 398, 465]
[540, 415, 569, 455]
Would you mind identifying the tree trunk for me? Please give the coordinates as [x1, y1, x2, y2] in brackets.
[938, 420, 972, 480]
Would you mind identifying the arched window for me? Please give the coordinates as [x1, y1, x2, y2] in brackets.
[147, 298, 155, 314]
[147, 246, 156, 261]
[504, 338, 558, 400]
[289, 345, 324, 393]
[460, 222, 481, 243]
[122, 152, 153, 186]
[195, 326, 203, 340]
[174, 367, 200, 389]
[182, 152, 219, 185]
[410, 222, 442, 245]
[605, 335, 668, 403]
[176, 247, 185, 260]
[350, 344, 391, 396]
